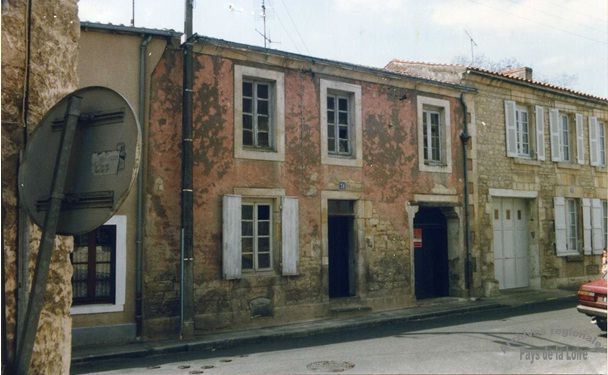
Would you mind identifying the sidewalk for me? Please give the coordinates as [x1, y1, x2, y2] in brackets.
[71, 288, 577, 365]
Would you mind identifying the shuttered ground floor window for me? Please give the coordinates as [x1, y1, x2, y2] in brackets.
[71, 225, 117, 305]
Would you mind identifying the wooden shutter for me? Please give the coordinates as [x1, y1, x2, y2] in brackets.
[554, 197, 567, 255]
[223, 195, 242, 279]
[576, 114, 584, 164]
[504, 100, 517, 157]
[549, 109, 561, 162]
[281, 197, 299, 275]
[535, 106, 545, 161]
[591, 199, 603, 254]
[589, 116, 599, 166]
[582, 198, 592, 255]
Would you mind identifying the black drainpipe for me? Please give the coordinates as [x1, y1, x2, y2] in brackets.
[180, 0, 194, 339]
[136, 34, 152, 339]
[459, 93, 473, 295]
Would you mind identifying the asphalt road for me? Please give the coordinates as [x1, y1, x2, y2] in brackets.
[73, 298, 607, 374]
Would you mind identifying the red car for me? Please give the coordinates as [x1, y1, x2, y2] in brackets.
[577, 277, 608, 331]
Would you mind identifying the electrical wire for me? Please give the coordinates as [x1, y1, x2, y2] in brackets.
[279, 0, 311, 54]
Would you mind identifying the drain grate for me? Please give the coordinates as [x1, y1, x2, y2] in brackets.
[307, 360, 355, 372]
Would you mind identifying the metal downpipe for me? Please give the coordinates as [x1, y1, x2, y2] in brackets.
[459, 93, 473, 296]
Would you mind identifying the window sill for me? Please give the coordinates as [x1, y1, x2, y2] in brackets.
[595, 165, 607, 172]
[235, 148, 284, 162]
[513, 158, 541, 166]
[556, 162, 581, 170]
[71, 303, 124, 315]
[564, 254, 583, 262]
[321, 155, 362, 168]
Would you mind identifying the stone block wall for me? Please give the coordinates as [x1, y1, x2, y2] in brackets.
[2, 0, 79, 372]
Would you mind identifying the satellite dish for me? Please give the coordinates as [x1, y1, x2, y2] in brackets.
[19, 86, 141, 235]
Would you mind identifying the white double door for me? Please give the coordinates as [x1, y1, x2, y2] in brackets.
[493, 198, 529, 289]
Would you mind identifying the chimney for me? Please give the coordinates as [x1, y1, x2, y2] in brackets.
[501, 67, 533, 80]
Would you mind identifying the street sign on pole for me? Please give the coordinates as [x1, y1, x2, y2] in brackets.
[16, 86, 140, 374]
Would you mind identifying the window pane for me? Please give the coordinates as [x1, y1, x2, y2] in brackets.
[243, 129, 253, 146]
[242, 253, 253, 270]
[258, 253, 270, 269]
[257, 132, 269, 147]
[258, 205, 270, 220]
[258, 237, 270, 252]
[328, 136, 335, 152]
[242, 237, 253, 253]
[258, 100, 269, 116]
[242, 221, 253, 236]
[243, 97, 252, 114]
[242, 205, 253, 220]
[338, 112, 348, 125]
[339, 140, 349, 153]
[243, 114, 253, 130]
[327, 110, 335, 124]
[257, 83, 269, 99]
[327, 124, 335, 138]
[338, 97, 348, 111]
[258, 221, 270, 236]
[243, 81, 253, 97]
[338, 126, 348, 139]
[327, 96, 335, 110]
[258, 115, 269, 131]
[96, 246, 111, 262]
[72, 246, 88, 263]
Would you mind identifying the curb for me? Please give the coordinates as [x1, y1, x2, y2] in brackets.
[71, 295, 576, 365]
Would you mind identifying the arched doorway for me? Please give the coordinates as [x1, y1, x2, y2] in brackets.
[413, 207, 449, 299]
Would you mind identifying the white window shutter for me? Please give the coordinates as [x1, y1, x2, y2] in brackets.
[591, 199, 603, 254]
[589, 116, 599, 166]
[504, 100, 517, 157]
[535, 106, 545, 161]
[223, 195, 242, 279]
[576, 114, 584, 164]
[554, 197, 567, 255]
[582, 198, 592, 255]
[549, 109, 561, 162]
[281, 197, 299, 275]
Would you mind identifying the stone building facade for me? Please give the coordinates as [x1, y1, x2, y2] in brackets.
[2, 0, 79, 373]
[386, 61, 608, 297]
[142, 37, 474, 336]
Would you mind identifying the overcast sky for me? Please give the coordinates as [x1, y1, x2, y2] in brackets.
[79, 0, 608, 98]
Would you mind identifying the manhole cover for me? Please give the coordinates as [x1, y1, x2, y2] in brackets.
[307, 361, 355, 372]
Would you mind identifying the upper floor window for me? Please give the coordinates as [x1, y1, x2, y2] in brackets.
[549, 109, 584, 164]
[590, 117, 606, 167]
[327, 93, 352, 156]
[234, 65, 285, 162]
[423, 109, 442, 162]
[516, 106, 530, 157]
[560, 114, 571, 161]
[417, 96, 452, 173]
[242, 80, 272, 148]
[320, 79, 362, 167]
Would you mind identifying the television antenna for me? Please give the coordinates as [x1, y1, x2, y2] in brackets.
[256, 0, 274, 48]
[464, 29, 478, 65]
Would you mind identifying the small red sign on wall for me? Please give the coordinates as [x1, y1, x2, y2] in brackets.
[414, 228, 423, 248]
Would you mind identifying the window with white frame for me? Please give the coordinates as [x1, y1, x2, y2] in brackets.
[515, 106, 530, 156]
[320, 79, 362, 167]
[549, 109, 583, 164]
[566, 198, 579, 252]
[70, 215, 127, 315]
[241, 201, 273, 270]
[417, 96, 451, 173]
[223, 194, 299, 279]
[599, 122, 606, 167]
[234, 65, 285, 161]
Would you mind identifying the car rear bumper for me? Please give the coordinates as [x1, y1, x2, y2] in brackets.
[577, 304, 607, 319]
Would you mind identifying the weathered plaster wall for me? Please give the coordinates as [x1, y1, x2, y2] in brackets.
[144, 45, 466, 336]
[2, 0, 79, 373]
[470, 77, 608, 294]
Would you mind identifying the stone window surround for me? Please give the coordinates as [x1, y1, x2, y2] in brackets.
[417, 96, 452, 173]
[320, 79, 363, 168]
[71, 215, 127, 315]
[234, 65, 285, 162]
